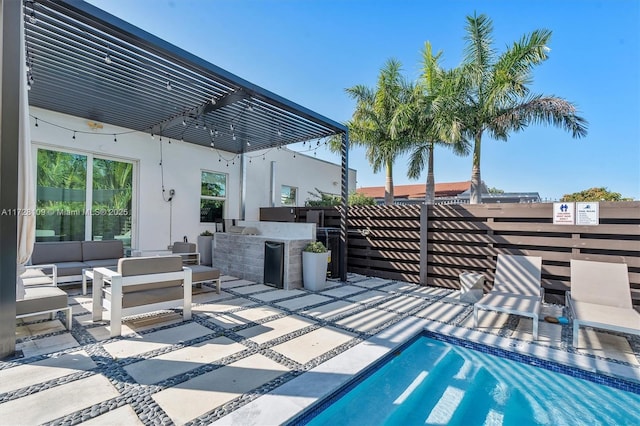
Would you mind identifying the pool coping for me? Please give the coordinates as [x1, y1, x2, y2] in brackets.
[211, 317, 640, 425]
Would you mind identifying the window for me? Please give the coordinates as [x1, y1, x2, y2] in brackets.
[201, 171, 226, 222]
[281, 185, 297, 206]
[36, 148, 133, 247]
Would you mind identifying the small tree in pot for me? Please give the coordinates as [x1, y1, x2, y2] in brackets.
[302, 241, 329, 291]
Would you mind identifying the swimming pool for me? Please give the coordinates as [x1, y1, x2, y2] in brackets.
[293, 332, 640, 425]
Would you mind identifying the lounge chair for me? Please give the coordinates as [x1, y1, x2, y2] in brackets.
[17, 265, 72, 330]
[474, 254, 543, 339]
[92, 255, 192, 337]
[567, 259, 640, 347]
[172, 242, 221, 293]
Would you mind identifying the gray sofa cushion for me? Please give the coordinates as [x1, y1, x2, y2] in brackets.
[190, 265, 220, 283]
[108, 286, 185, 309]
[16, 286, 68, 315]
[82, 240, 124, 261]
[84, 259, 119, 269]
[31, 241, 82, 264]
[118, 256, 185, 293]
[55, 261, 89, 277]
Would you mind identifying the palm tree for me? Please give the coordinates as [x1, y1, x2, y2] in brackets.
[342, 59, 414, 205]
[458, 13, 588, 203]
[398, 42, 470, 204]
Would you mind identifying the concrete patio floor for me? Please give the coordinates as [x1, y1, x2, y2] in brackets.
[2, 274, 639, 425]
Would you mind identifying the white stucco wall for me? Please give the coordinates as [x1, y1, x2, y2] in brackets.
[29, 107, 355, 249]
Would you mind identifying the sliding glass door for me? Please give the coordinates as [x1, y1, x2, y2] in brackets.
[36, 148, 134, 247]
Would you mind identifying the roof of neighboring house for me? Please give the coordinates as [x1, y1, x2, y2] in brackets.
[357, 181, 472, 199]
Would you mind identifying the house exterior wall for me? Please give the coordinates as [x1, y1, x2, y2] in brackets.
[29, 107, 355, 250]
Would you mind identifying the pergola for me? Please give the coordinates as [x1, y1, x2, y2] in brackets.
[0, 0, 349, 357]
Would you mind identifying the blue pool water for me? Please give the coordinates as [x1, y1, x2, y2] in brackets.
[298, 333, 640, 425]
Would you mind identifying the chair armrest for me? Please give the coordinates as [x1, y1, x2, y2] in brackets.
[93, 267, 121, 284]
[174, 252, 200, 265]
[24, 264, 58, 286]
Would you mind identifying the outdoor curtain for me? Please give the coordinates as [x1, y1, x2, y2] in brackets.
[16, 13, 35, 300]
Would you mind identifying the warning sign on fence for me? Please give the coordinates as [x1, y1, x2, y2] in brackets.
[576, 202, 599, 226]
[553, 202, 575, 225]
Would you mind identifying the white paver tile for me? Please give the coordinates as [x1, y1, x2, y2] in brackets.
[378, 282, 414, 293]
[208, 306, 283, 329]
[232, 284, 274, 294]
[459, 310, 509, 332]
[192, 289, 232, 304]
[125, 337, 246, 384]
[302, 300, 360, 320]
[272, 326, 356, 365]
[0, 374, 119, 425]
[222, 279, 258, 289]
[346, 290, 388, 304]
[514, 319, 563, 343]
[335, 308, 400, 332]
[81, 405, 143, 426]
[576, 329, 639, 365]
[275, 294, 333, 311]
[152, 354, 289, 424]
[378, 295, 425, 313]
[413, 301, 469, 323]
[193, 297, 257, 314]
[319, 285, 364, 298]
[16, 332, 80, 358]
[352, 277, 392, 288]
[252, 289, 306, 302]
[103, 322, 211, 359]
[0, 350, 95, 394]
[236, 315, 316, 344]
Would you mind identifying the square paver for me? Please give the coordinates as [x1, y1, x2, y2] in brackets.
[275, 294, 333, 311]
[352, 277, 392, 288]
[252, 289, 306, 302]
[0, 374, 119, 425]
[125, 336, 246, 384]
[319, 285, 364, 298]
[81, 405, 143, 426]
[513, 318, 562, 344]
[271, 326, 356, 365]
[193, 297, 257, 314]
[413, 301, 469, 323]
[575, 329, 639, 365]
[103, 322, 211, 359]
[302, 300, 360, 320]
[408, 286, 453, 299]
[378, 295, 425, 313]
[378, 282, 414, 293]
[346, 290, 388, 304]
[192, 289, 233, 304]
[459, 310, 510, 332]
[16, 333, 80, 358]
[152, 354, 289, 424]
[0, 350, 95, 394]
[232, 284, 273, 295]
[236, 315, 316, 344]
[335, 308, 400, 333]
[207, 306, 283, 329]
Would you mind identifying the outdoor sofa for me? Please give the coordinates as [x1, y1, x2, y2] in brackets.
[171, 242, 221, 293]
[92, 255, 192, 337]
[30, 240, 125, 284]
[17, 265, 72, 330]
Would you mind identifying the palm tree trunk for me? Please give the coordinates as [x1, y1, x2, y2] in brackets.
[470, 132, 482, 204]
[425, 143, 435, 204]
[384, 159, 394, 205]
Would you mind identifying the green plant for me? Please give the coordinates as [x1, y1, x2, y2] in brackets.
[200, 230, 213, 236]
[303, 241, 327, 253]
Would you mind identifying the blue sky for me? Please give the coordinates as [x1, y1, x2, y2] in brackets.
[87, 0, 639, 201]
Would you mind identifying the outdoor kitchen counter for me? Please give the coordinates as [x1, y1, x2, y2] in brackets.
[212, 233, 311, 290]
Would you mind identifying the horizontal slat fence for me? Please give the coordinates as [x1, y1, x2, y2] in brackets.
[260, 202, 640, 305]
[426, 202, 640, 305]
[346, 205, 422, 283]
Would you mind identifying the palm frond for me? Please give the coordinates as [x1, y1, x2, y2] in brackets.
[463, 13, 495, 89]
[493, 95, 588, 138]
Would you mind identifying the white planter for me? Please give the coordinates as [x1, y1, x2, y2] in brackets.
[302, 251, 329, 291]
[197, 235, 213, 266]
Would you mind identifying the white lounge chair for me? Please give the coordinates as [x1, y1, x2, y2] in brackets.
[567, 259, 640, 347]
[474, 254, 543, 339]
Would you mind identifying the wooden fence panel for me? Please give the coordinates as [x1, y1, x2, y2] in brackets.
[260, 202, 640, 305]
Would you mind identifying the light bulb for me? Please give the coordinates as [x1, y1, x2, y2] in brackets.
[104, 54, 112, 64]
[166, 81, 172, 90]
[29, 11, 37, 24]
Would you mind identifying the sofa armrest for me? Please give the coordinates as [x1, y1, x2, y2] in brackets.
[174, 252, 200, 265]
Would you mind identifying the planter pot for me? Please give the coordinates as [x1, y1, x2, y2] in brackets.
[197, 235, 213, 266]
[302, 251, 329, 291]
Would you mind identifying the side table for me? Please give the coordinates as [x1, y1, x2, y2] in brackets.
[459, 272, 485, 303]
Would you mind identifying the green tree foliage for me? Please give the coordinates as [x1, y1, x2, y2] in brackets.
[561, 187, 632, 202]
[305, 188, 376, 206]
[488, 186, 504, 194]
[456, 13, 588, 203]
[335, 59, 414, 205]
